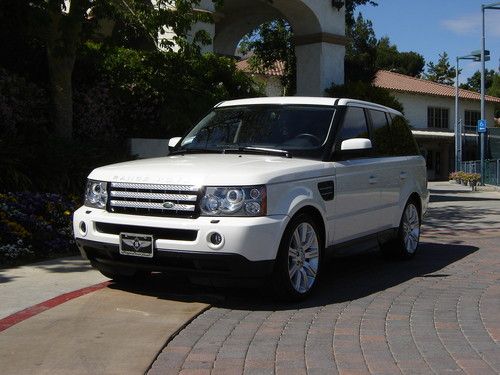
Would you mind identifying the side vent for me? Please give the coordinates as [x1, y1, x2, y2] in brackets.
[318, 181, 335, 201]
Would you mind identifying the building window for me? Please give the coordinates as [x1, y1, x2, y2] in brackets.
[427, 107, 449, 129]
[464, 110, 481, 128]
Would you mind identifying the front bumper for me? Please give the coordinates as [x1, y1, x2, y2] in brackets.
[76, 238, 275, 278]
[73, 206, 288, 267]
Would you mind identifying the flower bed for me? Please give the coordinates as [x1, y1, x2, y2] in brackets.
[449, 172, 481, 191]
[0, 192, 80, 267]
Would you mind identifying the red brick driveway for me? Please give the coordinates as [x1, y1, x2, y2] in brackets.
[150, 183, 500, 375]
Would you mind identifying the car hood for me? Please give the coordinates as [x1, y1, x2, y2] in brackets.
[88, 153, 332, 186]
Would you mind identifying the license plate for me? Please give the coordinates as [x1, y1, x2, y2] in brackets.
[119, 233, 154, 258]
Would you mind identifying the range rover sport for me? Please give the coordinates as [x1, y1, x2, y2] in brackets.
[73, 97, 428, 300]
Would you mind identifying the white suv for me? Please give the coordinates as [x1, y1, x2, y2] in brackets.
[73, 97, 428, 300]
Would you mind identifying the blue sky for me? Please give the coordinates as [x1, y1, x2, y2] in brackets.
[357, 0, 500, 81]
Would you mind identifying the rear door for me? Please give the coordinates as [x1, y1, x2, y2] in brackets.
[367, 109, 401, 230]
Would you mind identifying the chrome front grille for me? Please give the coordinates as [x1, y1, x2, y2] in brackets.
[108, 182, 201, 218]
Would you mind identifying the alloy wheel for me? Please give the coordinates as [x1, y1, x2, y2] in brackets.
[402, 203, 420, 254]
[287, 222, 320, 293]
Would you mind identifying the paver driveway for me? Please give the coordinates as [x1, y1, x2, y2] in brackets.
[150, 182, 500, 375]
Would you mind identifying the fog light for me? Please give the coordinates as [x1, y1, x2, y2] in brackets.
[206, 231, 224, 249]
[210, 232, 222, 245]
[79, 221, 87, 236]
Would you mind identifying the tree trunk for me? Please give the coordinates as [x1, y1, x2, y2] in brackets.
[45, 1, 85, 139]
[47, 48, 75, 139]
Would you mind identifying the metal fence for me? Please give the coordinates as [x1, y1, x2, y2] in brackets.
[462, 159, 500, 186]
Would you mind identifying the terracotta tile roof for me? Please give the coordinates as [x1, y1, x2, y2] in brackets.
[236, 59, 285, 77]
[374, 70, 500, 104]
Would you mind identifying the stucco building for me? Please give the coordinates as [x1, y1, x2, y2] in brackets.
[169, 0, 348, 96]
[374, 71, 500, 180]
[236, 61, 500, 180]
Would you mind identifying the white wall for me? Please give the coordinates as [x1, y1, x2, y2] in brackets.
[393, 91, 497, 130]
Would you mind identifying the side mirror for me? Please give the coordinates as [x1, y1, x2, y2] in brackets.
[168, 137, 181, 148]
[341, 138, 372, 151]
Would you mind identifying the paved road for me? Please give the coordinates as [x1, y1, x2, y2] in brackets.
[150, 182, 500, 375]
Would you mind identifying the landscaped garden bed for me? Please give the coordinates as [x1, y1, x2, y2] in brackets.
[449, 172, 481, 191]
[0, 192, 80, 267]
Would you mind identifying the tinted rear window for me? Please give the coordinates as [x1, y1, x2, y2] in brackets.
[389, 115, 420, 156]
[369, 110, 393, 157]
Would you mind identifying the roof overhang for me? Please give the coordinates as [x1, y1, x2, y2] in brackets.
[411, 130, 478, 139]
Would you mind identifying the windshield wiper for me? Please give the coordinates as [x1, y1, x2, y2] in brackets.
[223, 146, 291, 158]
[169, 148, 221, 156]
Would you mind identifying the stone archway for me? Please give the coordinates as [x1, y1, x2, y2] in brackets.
[197, 0, 347, 96]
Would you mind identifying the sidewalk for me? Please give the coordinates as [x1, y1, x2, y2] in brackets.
[0, 258, 209, 375]
[0, 256, 108, 319]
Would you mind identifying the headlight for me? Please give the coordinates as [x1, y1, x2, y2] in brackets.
[201, 186, 266, 216]
[85, 180, 108, 209]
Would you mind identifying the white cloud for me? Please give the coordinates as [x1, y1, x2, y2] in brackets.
[442, 13, 500, 37]
[442, 15, 479, 34]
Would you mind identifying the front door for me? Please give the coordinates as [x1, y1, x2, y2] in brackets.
[329, 107, 382, 245]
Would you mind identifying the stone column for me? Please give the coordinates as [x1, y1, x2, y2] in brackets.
[294, 33, 347, 96]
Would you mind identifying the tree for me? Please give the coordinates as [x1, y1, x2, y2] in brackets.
[345, 0, 378, 29]
[488, 74, 500, 98]
[459, 69, 496, 93]
[4, 0, 218, 139]
[376, 37, 425, 77]
[424, 52, 457, 85]
[239, 19, 295, 95]
[345, 13, 378, 82]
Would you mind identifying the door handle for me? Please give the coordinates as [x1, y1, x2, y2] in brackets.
[400, 172, 408, 180]
[369, 176, 378, 184]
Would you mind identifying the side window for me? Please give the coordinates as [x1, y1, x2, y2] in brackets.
[389, 115, 420, 156]
[369, 110, 393, 157]
[334, 107, 370, 154]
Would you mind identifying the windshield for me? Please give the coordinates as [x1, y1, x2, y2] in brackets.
[177, 105, 335, 158]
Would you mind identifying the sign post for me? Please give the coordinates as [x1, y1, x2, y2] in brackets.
[477, 119, 487, 133]
[478, 119, 487, 184]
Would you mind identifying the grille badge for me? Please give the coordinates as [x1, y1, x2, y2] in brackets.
[162, 201, 175, 209]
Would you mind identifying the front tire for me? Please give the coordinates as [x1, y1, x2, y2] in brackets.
[272, 214, 322, 301]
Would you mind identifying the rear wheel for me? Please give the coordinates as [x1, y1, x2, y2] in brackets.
[382, 200, 421, 259]
[272, 214, 322, 301]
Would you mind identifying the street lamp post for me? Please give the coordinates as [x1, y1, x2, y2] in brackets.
[480, 2, 500, 184]
[455, 53, 481, 172]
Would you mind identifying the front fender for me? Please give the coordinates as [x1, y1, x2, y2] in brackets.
[268, 183, 328, 244]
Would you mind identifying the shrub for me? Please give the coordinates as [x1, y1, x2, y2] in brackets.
[74, 43, 263, 139]
[0, 192, 80, 266]
[0, 68, 50, 138]
[449, 171, 481, 189]
[73, 81, 123, 142]
[0, 135, 130, 195]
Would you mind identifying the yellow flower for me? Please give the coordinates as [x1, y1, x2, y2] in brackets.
[64, 210, 71, 216]
[7, 222, 30, 238]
